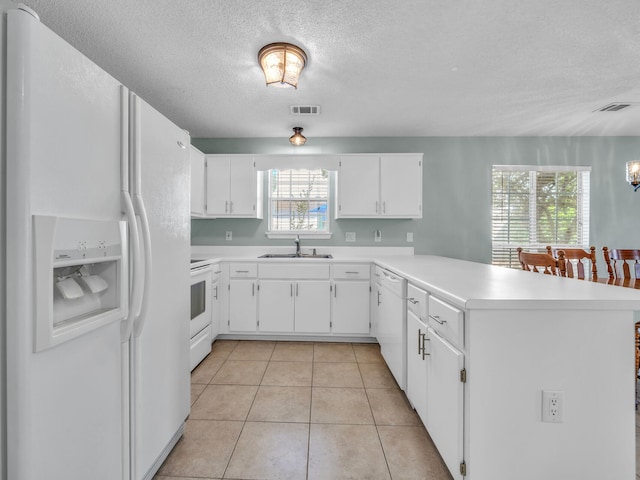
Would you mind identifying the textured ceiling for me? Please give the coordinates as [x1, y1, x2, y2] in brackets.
[20, 0, 640, 138]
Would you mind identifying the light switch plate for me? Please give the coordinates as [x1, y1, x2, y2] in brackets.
[406, 232, 414, 242]
[346, 232, 356, 242]
[225, 231, 232, 241]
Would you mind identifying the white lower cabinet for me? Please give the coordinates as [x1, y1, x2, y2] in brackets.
[406, 309, 428, 424]
[228, 263, 258, 332]
[331, 281, 370, 334]
[426, 326, 464, 480]
[228, 279, 257, 331]
[294, 281, 331, 333]
[258, 279, 330, 333]
[258, 280, 295, 332]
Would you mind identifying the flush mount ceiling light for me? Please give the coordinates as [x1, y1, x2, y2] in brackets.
[258, 42, 307, 89]
[289, 127, 307, 146]
[626, 161, 640, 191]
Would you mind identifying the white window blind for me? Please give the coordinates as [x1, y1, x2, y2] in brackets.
[268, 169, 329, 232]
[491, 165, 590, 268]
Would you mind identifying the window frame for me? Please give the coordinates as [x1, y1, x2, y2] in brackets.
[491, 164, 591, 268]
[265, 168, 332, 239]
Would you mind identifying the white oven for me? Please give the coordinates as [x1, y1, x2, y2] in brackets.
[190, 262, 212, 370]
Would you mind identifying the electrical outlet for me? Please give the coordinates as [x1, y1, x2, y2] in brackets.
[542, 390, 563, 423]
[406, 232, 414, 243]
[374, 230, 382, 242]
[346, 232, 356, 242]
[225, 231, 232, 241]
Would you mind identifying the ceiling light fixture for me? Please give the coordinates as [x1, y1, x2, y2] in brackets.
[626, 161, 640, 191]
[289, 127, 307, 146]
[258, 42, 307, 89]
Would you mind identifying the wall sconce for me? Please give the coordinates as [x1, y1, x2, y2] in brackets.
[258, 42, 307, 89]
[626, 161, 640, 191]
[289, 127, 307, 146]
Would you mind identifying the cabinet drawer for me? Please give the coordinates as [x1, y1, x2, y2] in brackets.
[211, 263, 222, 281]
[428, 295, 464, 347]
[407, 284, 427, 319]
[229, 263, 257, 278]
[332, 264, 371, 280]
[258, 263, 330, 279]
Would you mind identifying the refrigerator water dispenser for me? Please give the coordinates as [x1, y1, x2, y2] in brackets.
[33, 215, 128, 352]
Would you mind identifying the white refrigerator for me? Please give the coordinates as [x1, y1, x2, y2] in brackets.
[3, 5, 190, 480]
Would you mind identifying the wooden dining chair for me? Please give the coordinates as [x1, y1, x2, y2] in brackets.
[603, 247, 640, 281]
[517, 247, 566, 276]
[546, 246, 597, 280]
[602, 247, 640, 394]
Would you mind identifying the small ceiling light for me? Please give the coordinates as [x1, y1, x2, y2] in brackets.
[258, 42, 307, 89]
[626, 161, 640, 191]
[289, 127, 307, 146]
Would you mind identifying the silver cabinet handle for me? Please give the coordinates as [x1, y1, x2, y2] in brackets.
[429, 314, 446, 325]
[334, 284, 337, 297]
[421, 333, 430, 359]
[291, 283, 293, 297]
[375, 201, 379, 213]
[418, 328, 423, 353]
[408, 298, 418, 304]
[252, 283, 255, 296]
[377, 291, 382, 306]
[345, 271, 359, 275]
[225, 200, 229, 213]
[383, 201, 386, 213]
[296, 283, 299, 297]
[229, 201, 233, 213]
[235, 270, 249, 274]
[214, 285, 218, 300]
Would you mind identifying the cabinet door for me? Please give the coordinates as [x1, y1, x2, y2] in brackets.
[229, 156, 257, 216]
[190, 146, 206, 217]
[332, 281, 370, 334]
[336, 155, 380, 217]
[228, 279, 257, 332]
[406, 310, 428, 425]
[294, 281, 331, 333]
[258, 280, 295, 332]
[380, 155, 422, 218]
[211, 280, 220, 340]
[426, 327, 464, 480]
[206, 156, 231, 216]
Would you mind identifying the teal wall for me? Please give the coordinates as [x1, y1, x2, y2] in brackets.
[191, 136, 640, 264]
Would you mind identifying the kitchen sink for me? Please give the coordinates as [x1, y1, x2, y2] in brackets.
[258, 253, 333, 259]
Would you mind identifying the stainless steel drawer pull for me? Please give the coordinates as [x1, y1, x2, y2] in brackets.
[345, 271, 359, 274]
[429, 314, 446, 325]
[408, 298, 418, 304]
[235, 270, 249, 273]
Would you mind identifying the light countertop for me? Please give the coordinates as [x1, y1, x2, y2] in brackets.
[191, 249, 640, 311]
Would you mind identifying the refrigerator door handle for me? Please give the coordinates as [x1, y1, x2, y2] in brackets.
[121, 190, 142, 342]
[132, 192, 152, 338]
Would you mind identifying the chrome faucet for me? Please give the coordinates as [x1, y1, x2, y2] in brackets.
[294, 235, 301, 257]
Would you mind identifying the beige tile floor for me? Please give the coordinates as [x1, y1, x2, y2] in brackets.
[154, 340, 453, 480]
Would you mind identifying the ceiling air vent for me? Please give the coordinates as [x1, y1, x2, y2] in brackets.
[290, 105, 320, 115]
[594, 103, 636, 112]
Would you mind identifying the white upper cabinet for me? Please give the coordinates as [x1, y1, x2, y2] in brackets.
[190, 146, 206, 217]
[336, 154, 423, 218]
[205, 155, 263, 218]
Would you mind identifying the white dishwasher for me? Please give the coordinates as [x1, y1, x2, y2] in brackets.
[376, 267, 407, 390]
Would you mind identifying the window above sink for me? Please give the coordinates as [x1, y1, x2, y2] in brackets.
[265, 168, 332, 239]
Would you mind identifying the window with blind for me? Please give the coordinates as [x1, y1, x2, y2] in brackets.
[491, 165, 590, 268]
[268, 169, 329, 234]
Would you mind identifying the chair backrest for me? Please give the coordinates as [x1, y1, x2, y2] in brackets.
[603, 247, 640, 280]
[546, 246, 597, 280]
[517, 248, 565, 276]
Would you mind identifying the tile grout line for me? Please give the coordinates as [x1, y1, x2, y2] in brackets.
[219, 341, 274, 480]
